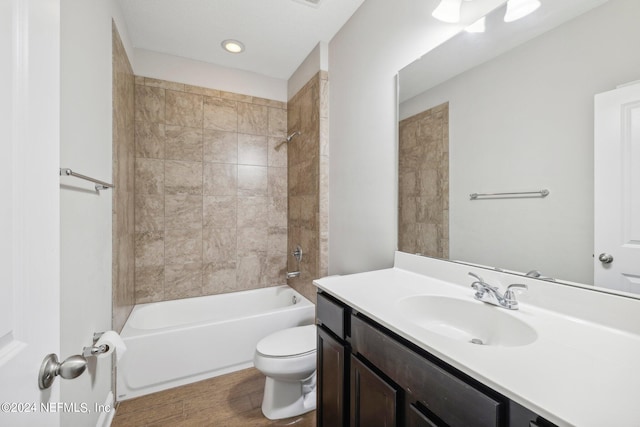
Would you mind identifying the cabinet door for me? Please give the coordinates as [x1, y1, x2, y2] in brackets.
[350, 355, 399, 427]
[318, 327, 348, 427]
[407, 403, 440, 427]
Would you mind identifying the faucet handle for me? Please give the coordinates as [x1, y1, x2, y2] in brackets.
[503, 284, 528, 309]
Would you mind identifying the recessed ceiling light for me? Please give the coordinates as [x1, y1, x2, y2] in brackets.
[221, 39, 245, 54]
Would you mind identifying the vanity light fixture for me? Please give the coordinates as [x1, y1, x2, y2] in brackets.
[465, 16, 486, 33]
[432, 0, 464, 23]
[221, 39, 245, 54]
[504, 0, 541, 22]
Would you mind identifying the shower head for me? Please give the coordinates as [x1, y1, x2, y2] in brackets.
[286, 131, 301, 142]
[274, 131, 301, 152]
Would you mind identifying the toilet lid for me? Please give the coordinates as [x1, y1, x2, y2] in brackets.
[256, 324, 316, 357]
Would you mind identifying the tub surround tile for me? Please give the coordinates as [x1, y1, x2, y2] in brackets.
[285, 72, 327, 304]
[143, 77, 185, 92]
[268, 197, 287, 228]
[203, 227, 237, 263]
[237, 165, 268, 196]
[203, 163, 238, 196]
[165, 125, 203, 162]
[268, 167, 287, 196]
[134, 76, 288, 302]
[268, 137, 287, 167]
[220, 91, 253, 103]
[265, 254, 287, 287]
[164, 228, 203, 264]
[203, 196, 237, 229]
[134, 265, 165, 303]
[203, 261, 237, 294]
[236, 254, 267, 287]
[165, 195, 203, 230]
[135, 231, 165, 267]
[135, 158, 164, 195]
[237, 197, 268, 229]
[135, 85, 165, 123]
[252, 97, 286, 109]
[267, 227, 288, 255]
[238, 102, 268, 135]
[268, 107, 287, 137]
[204, 130, 237, 164]
[238, 134, 268, 166]
[166, 90, 204, 128]
[237, 227, 268, 257]
[165, 263, 203, 300]
[204, 97, 237, 132]
[185, 84, 221, 98]
[135, 194, 165, 231]
[113, 23, 136, 332]
[165, 160, 203, 195]
[135, 121, 165, 159]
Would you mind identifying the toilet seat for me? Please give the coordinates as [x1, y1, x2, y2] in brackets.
[256, 324, 316, 358]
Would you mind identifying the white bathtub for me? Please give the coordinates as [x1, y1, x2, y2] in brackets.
[116, 285, 315, 400]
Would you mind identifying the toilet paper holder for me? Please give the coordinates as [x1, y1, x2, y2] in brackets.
[82, 332, 109, 357]
[38, 331, 110, 390]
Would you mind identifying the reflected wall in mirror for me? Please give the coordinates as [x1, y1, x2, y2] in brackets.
[399, 102, 449, 259]
[398, 0, 640, 294]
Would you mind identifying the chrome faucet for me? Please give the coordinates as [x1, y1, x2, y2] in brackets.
[468, 272, 528, 310]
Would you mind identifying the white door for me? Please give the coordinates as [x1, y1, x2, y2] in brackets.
[0, 0, 61, 426]
[594, 82, 640, 293]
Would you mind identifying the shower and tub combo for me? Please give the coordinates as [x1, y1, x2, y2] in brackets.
[116, 285, 315, 403]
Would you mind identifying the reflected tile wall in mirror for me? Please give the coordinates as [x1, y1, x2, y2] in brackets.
[398, 102, 449, 259]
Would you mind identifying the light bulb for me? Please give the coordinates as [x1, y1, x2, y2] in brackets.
[504, 0, 541, 23]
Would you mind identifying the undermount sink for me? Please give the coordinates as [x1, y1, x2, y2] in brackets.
[395, 295, 538, 347]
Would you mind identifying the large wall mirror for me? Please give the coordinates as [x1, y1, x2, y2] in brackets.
[398, 0, 640, 296]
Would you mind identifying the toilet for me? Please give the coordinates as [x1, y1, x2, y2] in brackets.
[253, 324, 317, 420]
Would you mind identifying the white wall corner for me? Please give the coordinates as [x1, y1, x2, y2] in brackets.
[287, 41, 328, 100]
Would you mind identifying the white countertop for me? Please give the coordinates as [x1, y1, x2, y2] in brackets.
[314, 252, 640, 427]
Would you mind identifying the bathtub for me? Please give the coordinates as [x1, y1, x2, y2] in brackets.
[116, 285, 315, 400]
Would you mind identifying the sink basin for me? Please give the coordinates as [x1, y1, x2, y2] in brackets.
[395, 295, 537, 347]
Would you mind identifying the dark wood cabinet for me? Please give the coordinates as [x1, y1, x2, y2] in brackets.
[350, 355, 399, 427]
[317, 326, 348, 427]
[316, 290, 557, 427]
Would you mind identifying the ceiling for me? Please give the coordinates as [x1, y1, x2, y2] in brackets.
[117, 0, 366, 81]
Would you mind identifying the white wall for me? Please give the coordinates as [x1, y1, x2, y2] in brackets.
[287, 42, 329, 100]
[328, 0, 503, 274]
[399, 0, 640, 284]
[134, 48, 288, 102]
[60, 1, 131, 425]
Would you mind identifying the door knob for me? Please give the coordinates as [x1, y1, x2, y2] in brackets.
[38, 353, 87, 390]
[598, 253, 614, 264]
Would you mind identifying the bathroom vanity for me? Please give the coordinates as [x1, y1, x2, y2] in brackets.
[314, 252, 640, 427]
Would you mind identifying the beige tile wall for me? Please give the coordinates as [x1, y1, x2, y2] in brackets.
[112, 22, 135, 332]
[134, 77, 289, 303]
[398, 102, 449, 258]
[286, 71, 329, 304]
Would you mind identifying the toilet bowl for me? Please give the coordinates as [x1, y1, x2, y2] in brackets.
[254, 324, 317, 420]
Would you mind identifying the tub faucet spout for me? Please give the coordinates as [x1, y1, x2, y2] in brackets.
[287, 271, 300, 279]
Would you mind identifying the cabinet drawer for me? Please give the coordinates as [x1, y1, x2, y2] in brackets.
[351, 315, 504, 427]
[317, 292, 346, 339]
